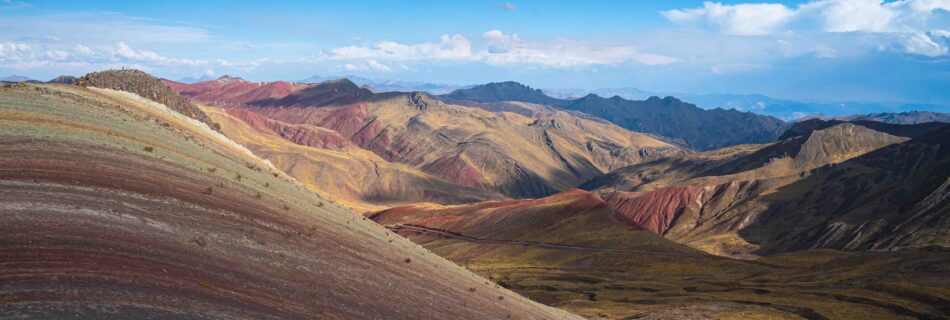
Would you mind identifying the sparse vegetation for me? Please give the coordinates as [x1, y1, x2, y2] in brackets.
[190, 235, 208, 247]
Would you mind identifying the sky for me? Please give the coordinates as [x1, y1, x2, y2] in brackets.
[1, 0, 949, 106]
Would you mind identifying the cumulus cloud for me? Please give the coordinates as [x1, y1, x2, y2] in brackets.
[341, 60, 393, 72]
[663, 0, 950, 56]
[315, 30, 676, 69]
[326, 34, 473, 61]
[662, 2, 796, 35]
[901, 31, 949, 56]
[113, 42, 207, 66]
[479, 30, 676, 67]
[0, 40, 209, 71]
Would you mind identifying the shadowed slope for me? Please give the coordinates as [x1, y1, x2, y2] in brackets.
[742, 125, 950, 254]
[369, 189, 950, 319]
[583, 123, 917, 256]
[0, 83, 576, 319]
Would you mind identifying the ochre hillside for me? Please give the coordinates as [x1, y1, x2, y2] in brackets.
[169, 77, 686, 209]
[0, 81, 577, 319]
[582, 122, 948, 257]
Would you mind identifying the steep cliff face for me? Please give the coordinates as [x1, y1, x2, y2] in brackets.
[78, 69, 220, 131]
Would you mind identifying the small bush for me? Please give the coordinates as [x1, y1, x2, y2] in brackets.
[202, 186, 213, 195]
[143, 146, 153, 152]
[404, 258, 411, 264]
[191, 236, 208, 247]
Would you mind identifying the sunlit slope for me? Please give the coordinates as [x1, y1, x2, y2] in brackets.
[0, 83, 577, 319]
[369, 189, 950, 319]
[170, 77, 686, 201]
[204, 105, 503, 212]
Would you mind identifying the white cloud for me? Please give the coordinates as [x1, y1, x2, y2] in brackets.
[327, 34, 473, 61]
[479, 30, 677, 67]
[112, 42, 207, 66]
[74, 44, 94, 55]
[809, 0, 896, 32]
[44, 50, 70, 61]
[901, 31, 948, 56]
[316, 30, 676, 68]
[663, 0, 950, 56]
[662, 2, 796, 35]
[216, 58, 273, 70]
[341, 59, 393, 72]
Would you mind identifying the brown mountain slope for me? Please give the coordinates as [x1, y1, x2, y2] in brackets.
[164, 76, 308, 107]
[204, 106, 502, 212]
[0, 82, 576, 319]
[582, 123, 918, 256]
[741, 125, 950, 254]
[171, 78, 686, 205]
[368, 189, 950, 319]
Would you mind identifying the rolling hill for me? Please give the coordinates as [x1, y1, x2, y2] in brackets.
[0, 75, 577, 319]
[368, 189, 950, 319]
[167, 77, 686, 209]
[581, 120, 949, 257]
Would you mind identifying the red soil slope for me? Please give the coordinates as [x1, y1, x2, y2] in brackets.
[0, 83, 575, 320]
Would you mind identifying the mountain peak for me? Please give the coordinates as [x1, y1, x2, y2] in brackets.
[77, 69, 220, 131]
[439, 81, 569, 107]
[216, 75, 245, 82]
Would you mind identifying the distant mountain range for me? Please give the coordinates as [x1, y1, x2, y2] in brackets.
[0, 75, 32, 82]
[803, 111, 950, 124]
[440, 82, 787, 150]
[298, 75, 469, 95]
[175, 75, 215, 83]
[545, 87, 950, 121]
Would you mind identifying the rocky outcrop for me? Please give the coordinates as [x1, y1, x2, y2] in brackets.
[78, 69, 220, 131]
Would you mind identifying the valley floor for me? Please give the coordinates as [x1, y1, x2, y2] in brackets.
[397, 229, 950, 319]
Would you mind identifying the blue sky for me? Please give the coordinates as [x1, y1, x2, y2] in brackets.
[1, 0, 949, 106]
